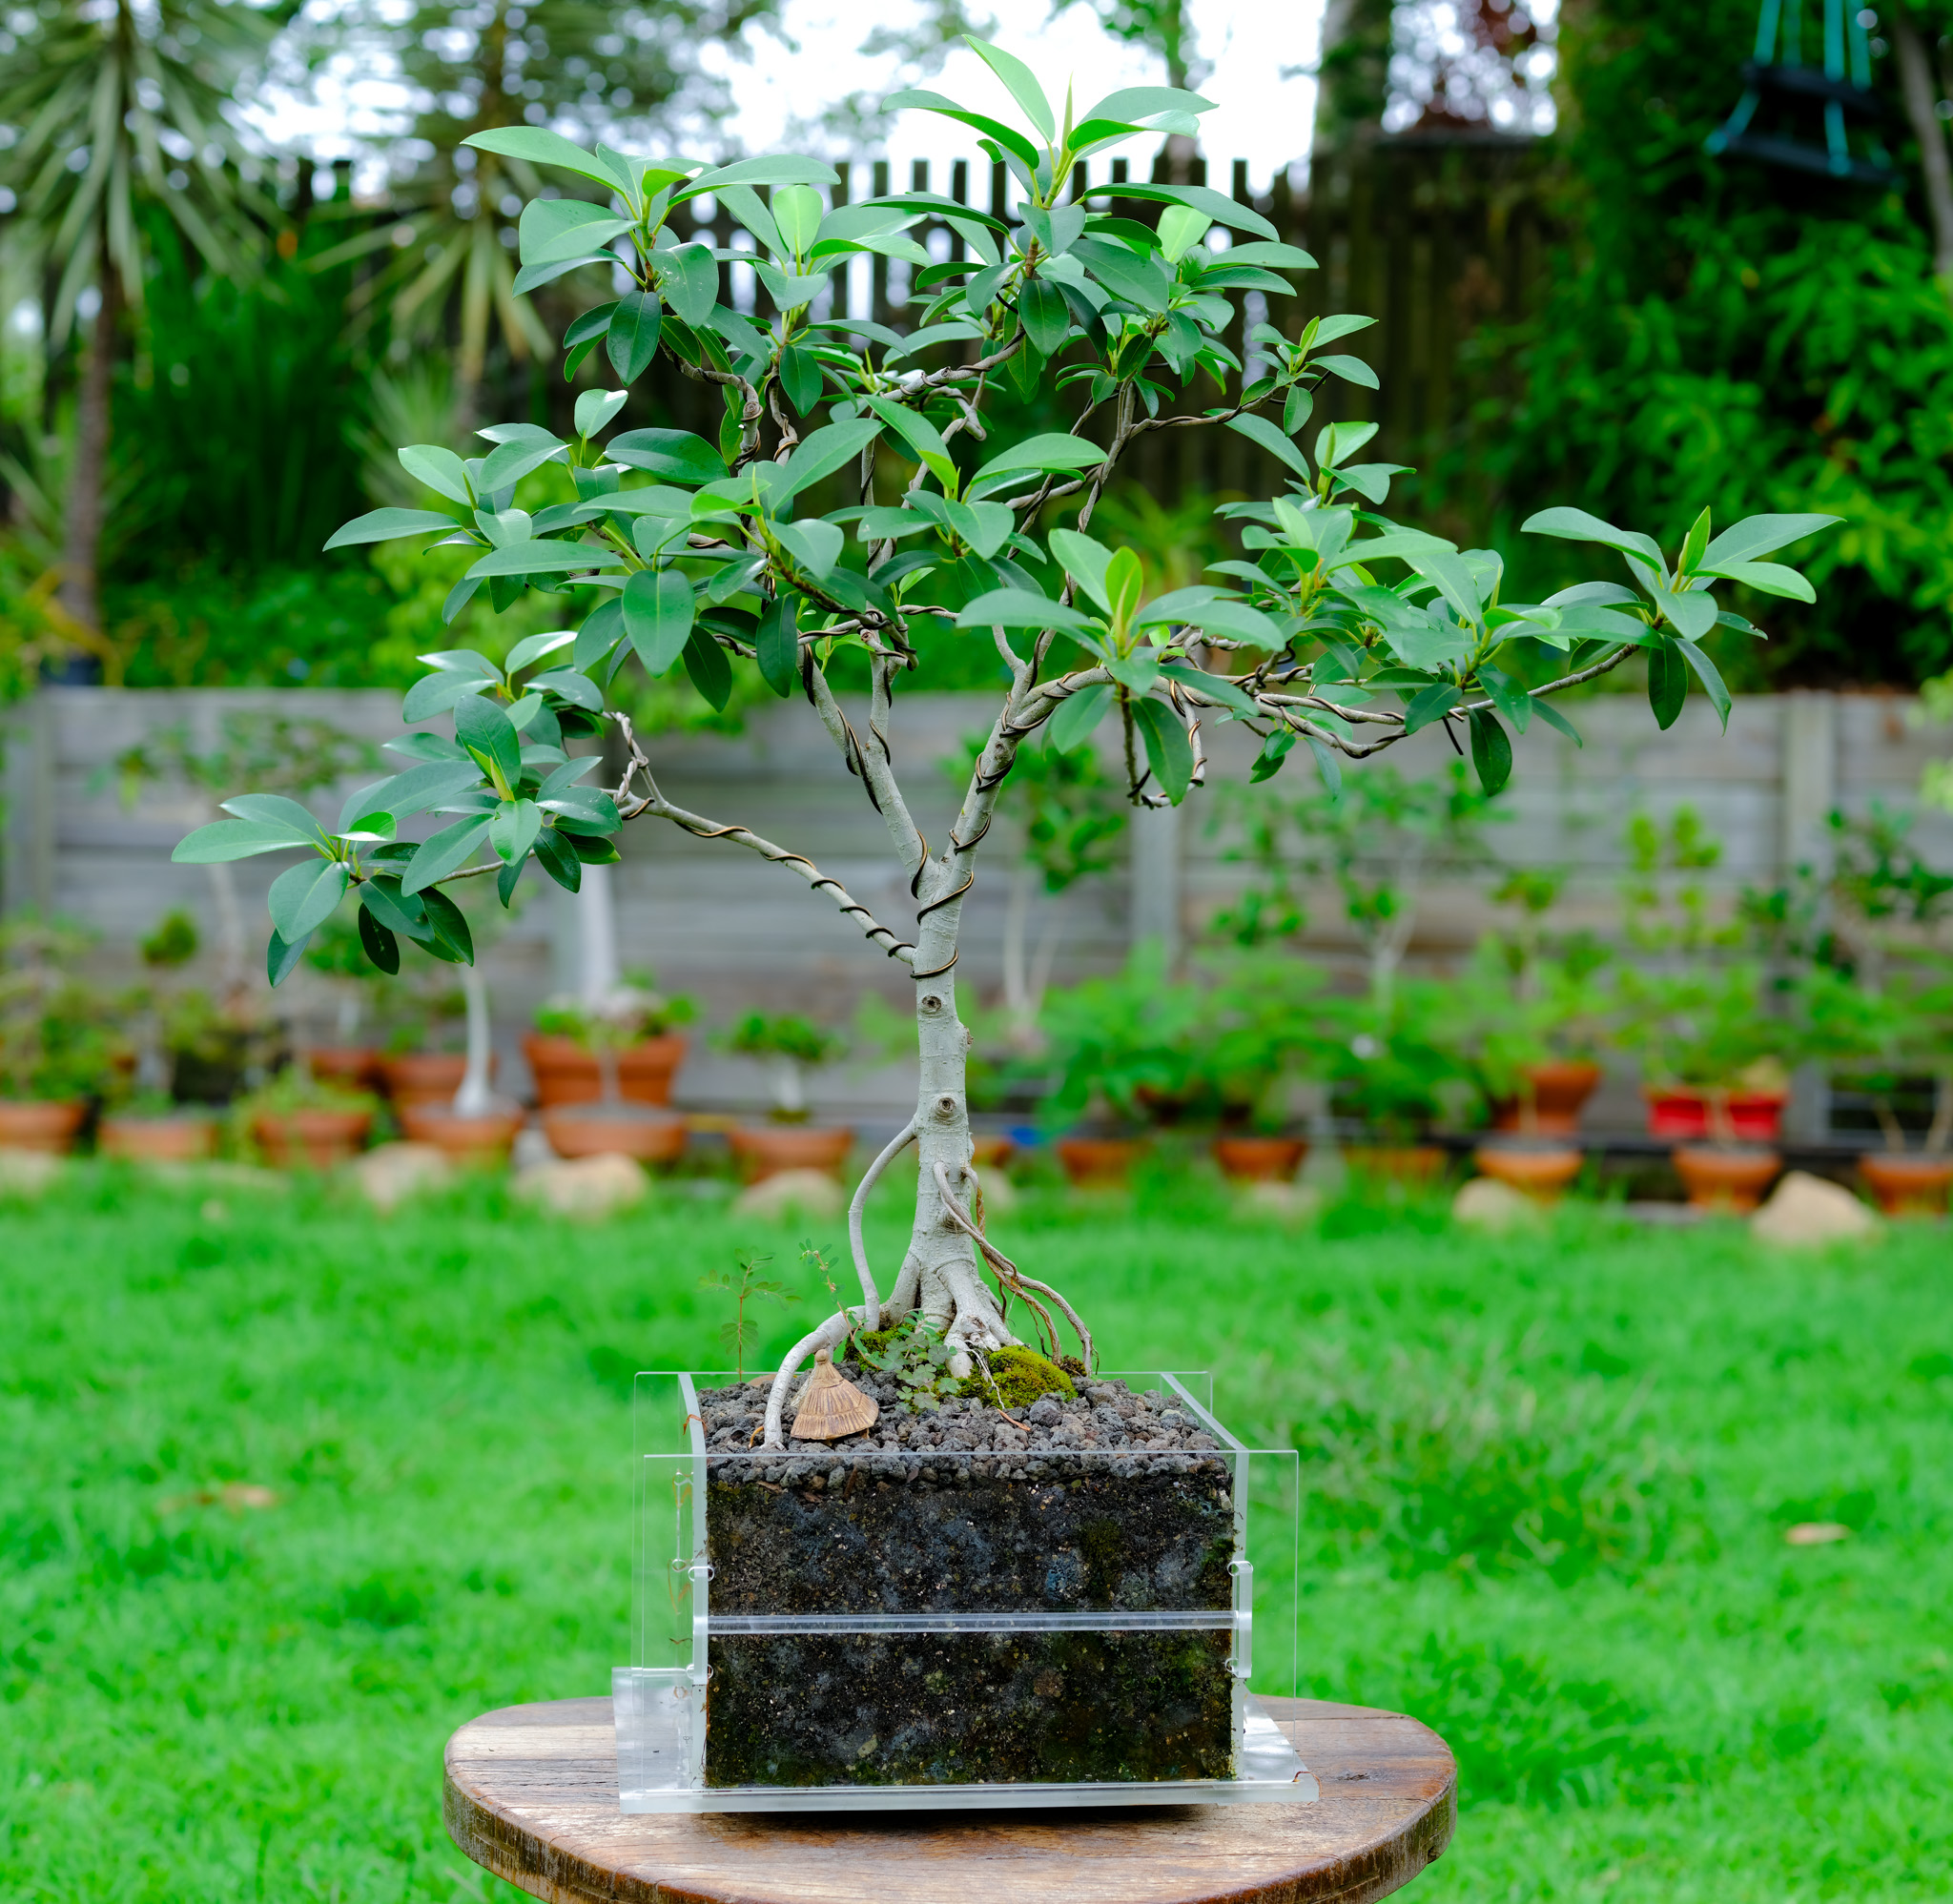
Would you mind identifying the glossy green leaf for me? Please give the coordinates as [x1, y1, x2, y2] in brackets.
[775, 520, 843, 580]
[777, 344, 824, 415]
[607, 427, 728, 485]
[323, 507, 459, 551]
[955, 588, 1097, 631]
[624, 568, 695, 674]
[1132, 697, 1193, 802]
[266, 928, 311, 988]
[267, 858, 349, 944]
[1700, 560, 1816, 602]
[398, 445, 472, 505]
[1699, 513, 1840, 567]
[606, 294, 663, 383]
[1048, 529, 1114, 612]
[1675, 636, 1733, 730]
[1522, 506, 1665, 571]
[777, 420, 884, 502]
[1648, 640, 1688, 729]
[453, 694, 524, 790]
[463, 127, 626, 194]
[1402, 683, 1462, 735]
[532, 826, 583, 893]
[963, 35, 1056, 138]
[677, 155, 839, 200]
[172, 819, 317, 864]
[463, 540, 625, 579]
[656, 244, 720, 327]
[1467, 708, 1512, 795]
[1227, 412, 1309, 479]
[357, 903, 401, 974]
[1045, 682, 1112, 752]
[682, 626, 732, 710]
[476, 435, 568, 492]
[489, 797, 544, 866]
[401, 814, 495, 896]
[757, 594, 800, 697]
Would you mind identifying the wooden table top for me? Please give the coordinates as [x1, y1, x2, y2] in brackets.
[443, 1695, 1457, 1904]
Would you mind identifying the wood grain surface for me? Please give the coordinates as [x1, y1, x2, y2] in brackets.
[443, 1695, 1457, 1904]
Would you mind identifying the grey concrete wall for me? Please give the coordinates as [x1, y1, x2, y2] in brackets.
[4, 686, 1947, 1120]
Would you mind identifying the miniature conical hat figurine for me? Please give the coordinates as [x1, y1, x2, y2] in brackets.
[791, 1348, 878, 1441]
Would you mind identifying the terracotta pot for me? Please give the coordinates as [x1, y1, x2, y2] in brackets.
[0, 1098, 88, 1154]
[1213, 1136, 1308, 1183]
[379, 1052, 502, 1110]
[970, 1133, 1018, 1171]
[1672, 1145, 1781, 1213]
[542, 1105, 688, 1163]
[98, 1115, 216, 1162]
[1644, 1089, 1788, 1143]
[1859, 1152, 1953, 1218]
[1056, 1136, 1146, 1188]
[523, 1034, 688, 1110]
[1345, 1144, 1449, 1187]
[399, 1106, 524, 1166]
[1490, 1061, 1603, 1136]
[307, 1047, 382, 1092]
[727, 1124, 855, 1183]
[253, 1108, 372, 1169]
[1472, 1142, 1584, 1203]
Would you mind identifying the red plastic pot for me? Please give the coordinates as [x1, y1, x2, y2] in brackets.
[1644, 1089, 1788, 1143]
[379, 1052, 496, 1111]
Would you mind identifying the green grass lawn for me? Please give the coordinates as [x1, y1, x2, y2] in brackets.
[3, 1165, 1948, 1902]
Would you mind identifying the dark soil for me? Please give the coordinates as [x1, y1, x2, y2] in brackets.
[696, 1375, 1241, 1788]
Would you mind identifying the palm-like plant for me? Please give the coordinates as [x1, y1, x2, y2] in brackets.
[0, 0, 282, 635]
[308, 0, 778, 423]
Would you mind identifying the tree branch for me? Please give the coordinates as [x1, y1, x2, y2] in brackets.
[608, 713, 917, 964]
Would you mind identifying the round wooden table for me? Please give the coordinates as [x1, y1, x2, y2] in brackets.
[443, 1695, 1457, 1904]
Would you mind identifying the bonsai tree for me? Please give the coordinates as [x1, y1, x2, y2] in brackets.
[719, 1012, 845, 1120]
[1611, 963, 1797, 1136]
[0, 914, 119, 1104]
[170, 42, 1835, 1447]
[535, 976, 696, 1104]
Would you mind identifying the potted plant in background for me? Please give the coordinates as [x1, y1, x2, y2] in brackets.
[169, 42, 1836, 1799]
[1325, 977, 1468, 1187]
[1037, 946, 1206, 1186]
[526, 972, 694, 1110]
[298, 911, 399, 1093]
[1203, 952, 1329, 1183]
[0, 914, 117, 1153]
[539, 982, 693, 1162]
[1614, 963, 1793, 1210]
[720, 1013, 851, 1181]
[98, 910, 217, 1161]
[1802, 956, 1953, 1217]
[236, 1063, 379, 1169]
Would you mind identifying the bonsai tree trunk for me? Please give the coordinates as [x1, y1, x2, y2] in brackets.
[452, 965, 495, 1116]
[59, 256, 121, 640]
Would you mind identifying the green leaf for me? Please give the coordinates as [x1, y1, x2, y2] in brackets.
[1531, 698, 1583, 747]
[463, 540, 625, 580]
[532, 826, 584, 894]
[774, 520, 843, 580]
[1700, 560, 1816, 602]
[606, 293, 663, 383]
[955, 589, 1097, 631]
[1132, 697, 1193, 802]
[357, 903, 401, 974]
[266, 929, 312, 989]
[401, 672, 495, 723]
[963, 35, 1057, 138]
[860, 395, 958, 493]
[607, 427, 727, 485]
[882, 92, 1043, 170]
[1648, 585, 1718, 642]
[1467, 708, 1512, 796]
[505, 629, 578, 673]
[1312, 353, 1379, 389]
[172, 819, 317, 864]
[267, 859, 350, 944]
[323, 507, 459, 551]
[1700, 513, 1840, 567]
[1047, 528, 1114, 613]
[1082, 85, 1218, 122]
[575, 597, 626, 670]
[777, 344, 824, 416]
[401, 815, 495, 896]
[970, 433, 1105, 488]
[1402, 683, 1462, 735]
[656, 243, 720, 328]
[624, 568, 695, 674]
[757, 594, 800, 697]
[463, 127, 625, 194]
[1647, 641, 1688, 729]
[678, 155, 840, 199]
[512, 253, 614, 297]
[1522, 507, 1665, 571]
[1675, 636, 1734, 731]
[220, 794, 327, 840]
[1093, 182, 1278, 241]
[1305, 736, 1344, 801]
[1046, 683, 1112, 752]
[1226, 412, 1309, 479]
[398, 445, 472, 506]
[477, 435, 568, 492]
[356, 761, 483, 818]
[682, 626, 732, 710]
[1250, 729, 1295, 784]
[777, 420, 884, 502]
[453, 693, 524, 790]
[573, 389, 629, 440]
[1018, 277, 1071, 356]
[517, 197, 631, 266]
[489, 797, 544, 866]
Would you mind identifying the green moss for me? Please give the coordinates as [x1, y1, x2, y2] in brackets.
[961, 1345, 1076, 1409]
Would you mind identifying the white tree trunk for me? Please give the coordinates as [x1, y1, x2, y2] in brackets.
[452, 965, 496, 1116]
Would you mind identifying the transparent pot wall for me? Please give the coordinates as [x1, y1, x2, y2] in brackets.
[617, 1371, 1307, 1813]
